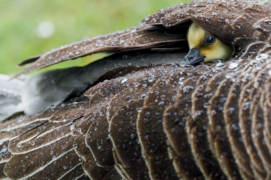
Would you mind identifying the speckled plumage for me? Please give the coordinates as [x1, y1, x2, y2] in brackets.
[1, 1, 271, 180]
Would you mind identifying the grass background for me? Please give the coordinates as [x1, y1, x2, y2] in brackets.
[0, 0, 189, 75]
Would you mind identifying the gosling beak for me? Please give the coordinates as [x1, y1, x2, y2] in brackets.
[181, 48, 204, 65]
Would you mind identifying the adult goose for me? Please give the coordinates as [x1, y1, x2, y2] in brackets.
[1, 1, 271, 179]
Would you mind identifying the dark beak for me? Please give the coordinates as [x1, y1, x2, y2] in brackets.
[181, 48, 204, 65]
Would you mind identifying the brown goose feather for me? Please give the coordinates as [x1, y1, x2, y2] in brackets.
[4, 60, 271, 180]
[2, 1, 271, 180]
[15, 1, 271, 78]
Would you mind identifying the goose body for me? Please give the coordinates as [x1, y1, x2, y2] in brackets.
[1, 1, 271, 179]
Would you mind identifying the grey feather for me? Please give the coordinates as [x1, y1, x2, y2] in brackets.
[19, 51, 185, 115]
[0, 75, 24, 120]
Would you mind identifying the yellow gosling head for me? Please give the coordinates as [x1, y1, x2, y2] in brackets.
[181, 22, 233, 65]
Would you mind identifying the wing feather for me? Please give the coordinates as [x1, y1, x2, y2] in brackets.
[3, 1, 271, 180]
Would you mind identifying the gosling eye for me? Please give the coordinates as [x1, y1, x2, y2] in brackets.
[205, 36, 215, 45]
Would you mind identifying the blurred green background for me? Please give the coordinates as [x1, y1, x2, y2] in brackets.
[0, 0, 189, 75]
